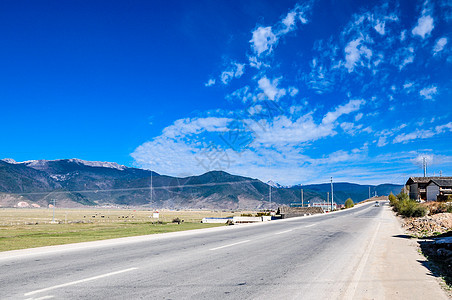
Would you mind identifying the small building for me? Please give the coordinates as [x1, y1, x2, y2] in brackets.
[277, 206, 324, 219]
[426, 179, 452, 201]
[311, 202, 337, 212]
[406, 177, 452, 201]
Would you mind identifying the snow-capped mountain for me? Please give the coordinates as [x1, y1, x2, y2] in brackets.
[266, 180, 288, 188]
[3, 158, 127, 171]
[1, 158, 19, 164]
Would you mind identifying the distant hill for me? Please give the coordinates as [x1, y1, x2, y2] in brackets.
[0, 158, 403, 209]
[292, 182, 403, 204]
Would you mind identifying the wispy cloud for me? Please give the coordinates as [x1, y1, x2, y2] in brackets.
[257, 77, 286, 101]
[249, 1, 313, 57]
[205, 78, 216, 87]
[220, 62, 245, 85]
[344, 37, 373, 72]
[412, 1, 435, 39]
[393, 121, 451, 144]
[322, 99, 365, 124]
[433, 37, 448, 54]
[419, 86, 438, 100]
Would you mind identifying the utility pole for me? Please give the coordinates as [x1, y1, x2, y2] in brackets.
[423, 157, 427, 177]
[331, 177, 334, 212]
[440, 170, 442, 177]
[150, 170, 153, 205]
[327, 192, 329, 212]
[301, 188, 304, 207]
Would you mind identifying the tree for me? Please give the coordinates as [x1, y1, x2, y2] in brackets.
[345, 198, 354, 208]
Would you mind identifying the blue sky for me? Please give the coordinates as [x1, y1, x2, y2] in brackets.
[1, 0, 451, 185]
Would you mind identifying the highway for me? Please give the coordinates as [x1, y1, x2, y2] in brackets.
[0, 202, 448, 299]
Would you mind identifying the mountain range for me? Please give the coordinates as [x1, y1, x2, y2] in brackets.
[0, 158, 403, 209]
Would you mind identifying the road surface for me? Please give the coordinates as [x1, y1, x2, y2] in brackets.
[0, 202, 448, 299]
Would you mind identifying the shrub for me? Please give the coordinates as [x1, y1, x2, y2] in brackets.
[345, 198, 354, 208]
[397, 191, 409, 202]
[388, 192, 397, 206]
[256, 212, 271, 216]
[391, 193, 427, 218]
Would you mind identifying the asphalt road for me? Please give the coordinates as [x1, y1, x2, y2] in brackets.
[0, 202, 447, 299]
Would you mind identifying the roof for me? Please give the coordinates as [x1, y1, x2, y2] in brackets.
[406, 177, 452, 185]
[427, 179, 452, 187]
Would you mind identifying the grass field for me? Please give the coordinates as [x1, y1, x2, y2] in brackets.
[0, 208, 249, 252]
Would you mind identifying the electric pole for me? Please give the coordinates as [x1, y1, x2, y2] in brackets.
[301, 188, 304, 207]
[331, 177, 334, 212]
[423, 157, 427, 177]
[150, 170, 153, 205]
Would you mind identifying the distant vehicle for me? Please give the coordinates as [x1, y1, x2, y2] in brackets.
[375, 201, 380, 207]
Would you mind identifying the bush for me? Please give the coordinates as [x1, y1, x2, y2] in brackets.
[397, 191, 409, 202]
[345, 198, 354, 208]
[388, 192, 397, 206]
[391, 192, 427, 218]
[172, 217, 182, 224]
[256, 212, 271, 216]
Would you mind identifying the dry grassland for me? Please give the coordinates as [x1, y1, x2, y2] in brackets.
[0, 208, 252, 252]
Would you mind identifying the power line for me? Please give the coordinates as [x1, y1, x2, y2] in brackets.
[6, 180, 261, 196]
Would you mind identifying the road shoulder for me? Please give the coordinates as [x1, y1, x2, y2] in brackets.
[354, 204, 449, 299]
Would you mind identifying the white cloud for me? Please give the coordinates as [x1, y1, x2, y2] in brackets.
[280, 11, 297, 34]
[249, 2, 312, 57]
[419, 86, 438, 100]
[433, 37, 448, 54]
[403, 81, 414, 89]
[436, 122, 452, 133]
[288, 87, 299, 97]
[377, 136, 387, 147]
[400, 30, 406, 41]
[340, 122, 355, 133]
[226, 86, 256, 103]
[162, 117, 232, 139]
[374, 21, 385, 35]
[220, 62, 245, 85]
[393, 129, 435, 143]
[257, 77, 286, 101]
[131, 97, 373, 185]
[393, 121, 451, 144]
[248, 105, 262, 116]
[248, 56, 269, 69]
[344, 38, 373, 72]
[322, 99, 365, 124]
[205, 78, 215, 87]
[394, 47, 415, 70]
[355, 113, 363, 121]
[412, 15, 434, 38]
[250, 26, 278, 56]
[400, 55, 414, 70]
